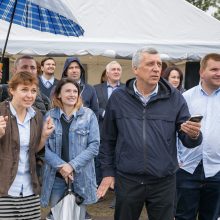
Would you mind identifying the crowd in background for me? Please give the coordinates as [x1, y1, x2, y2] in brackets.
[0, 48, 219, 220]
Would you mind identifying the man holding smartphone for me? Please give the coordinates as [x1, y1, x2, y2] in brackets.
[176, 53, 220, 220]
[97, 48, 202, 220]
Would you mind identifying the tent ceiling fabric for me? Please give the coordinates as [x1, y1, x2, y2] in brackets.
[0, 0, 220, 60]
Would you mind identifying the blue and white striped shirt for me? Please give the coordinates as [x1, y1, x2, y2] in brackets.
[178, 83, 220, 178]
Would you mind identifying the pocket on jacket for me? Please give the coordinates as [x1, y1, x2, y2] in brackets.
[76, 129, 90, 147]
[147, 114, 176, 145]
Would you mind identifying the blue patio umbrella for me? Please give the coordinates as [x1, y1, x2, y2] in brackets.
[0, 0, 84, 71]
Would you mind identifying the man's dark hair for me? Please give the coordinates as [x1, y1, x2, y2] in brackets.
[14, 55, 36, 68]
[41, 57, 56, 67]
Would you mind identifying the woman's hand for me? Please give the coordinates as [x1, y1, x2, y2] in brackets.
[38, 116, 55, 152]
[42, 116, 55, 138]
[59, 164, 74, 180]
[0, 116, 8, 138]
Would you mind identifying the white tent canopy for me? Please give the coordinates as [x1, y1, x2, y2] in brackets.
[0, 0, 220, 60]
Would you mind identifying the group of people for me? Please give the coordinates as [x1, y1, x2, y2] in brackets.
[0, 48, 219, 220]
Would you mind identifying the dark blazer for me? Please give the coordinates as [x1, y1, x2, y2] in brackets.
[94, 82, 125, 135]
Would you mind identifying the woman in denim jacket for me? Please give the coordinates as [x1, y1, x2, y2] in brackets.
[41, 78, 100, 219]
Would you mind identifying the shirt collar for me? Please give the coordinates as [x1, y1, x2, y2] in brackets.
[9, 102, 36, 123]
[107, 81, 120, 88]
[133, 80, 158, 98]
[59, 109, 76, 119]
[41, 75, 54, 85]
[199, 82, 220, 96]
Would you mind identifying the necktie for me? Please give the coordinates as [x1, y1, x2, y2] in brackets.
[46, 81, 52, 88]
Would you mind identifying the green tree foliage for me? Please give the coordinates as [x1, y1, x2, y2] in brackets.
[186, 0, 220, 20]
[213, 1, 220, 20]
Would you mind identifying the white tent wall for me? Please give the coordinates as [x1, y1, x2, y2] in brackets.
[1, 0, 219, 86]
[1, 0, 220, 59]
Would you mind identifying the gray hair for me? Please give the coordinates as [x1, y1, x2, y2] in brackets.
[106, 61, 122, 72]
[132, 47, 159, 68]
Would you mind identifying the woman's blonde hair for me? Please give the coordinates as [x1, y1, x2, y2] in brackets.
[52, 78, 82, 111]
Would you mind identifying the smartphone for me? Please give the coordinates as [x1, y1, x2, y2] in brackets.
[189, 115, 203, 122]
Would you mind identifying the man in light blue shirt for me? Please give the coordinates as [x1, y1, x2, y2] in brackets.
[176, 53, 220, 220]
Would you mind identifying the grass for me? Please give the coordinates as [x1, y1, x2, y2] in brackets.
[41, 190, 148, 220]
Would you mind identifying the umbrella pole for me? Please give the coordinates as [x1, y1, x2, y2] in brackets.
[0, 0, 18, 72]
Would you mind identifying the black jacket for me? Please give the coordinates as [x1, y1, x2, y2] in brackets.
[62, 57, 99, 119]
[100, 78, 202, 178]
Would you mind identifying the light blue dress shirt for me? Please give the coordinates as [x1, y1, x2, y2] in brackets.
[41, 75, 55, 88]
[178, 83, 220, 178]
[107, 81, 120, 99]
[8, 103, 36, 197]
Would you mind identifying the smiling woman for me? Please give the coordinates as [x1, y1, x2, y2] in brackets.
[8, 72, 38, 121]
[41, 78, 100, 220]
[0, 71, 54, 220]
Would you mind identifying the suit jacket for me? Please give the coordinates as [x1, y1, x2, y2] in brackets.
[94, 82, 125, 135]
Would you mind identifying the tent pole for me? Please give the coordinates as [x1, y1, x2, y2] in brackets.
[0, 0, 18, 71]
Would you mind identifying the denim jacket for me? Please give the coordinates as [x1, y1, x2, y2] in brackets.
[41, 106, 100, 206]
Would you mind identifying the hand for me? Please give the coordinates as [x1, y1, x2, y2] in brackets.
[38, 116, 55, 152]
[97, 176, 115, 199]
[180, 120, 201, 139]
[42, 116, 55, 138]
[0, 116, 8, 138]
[64, 173, 74, 183]
[59, 164, 74, 180]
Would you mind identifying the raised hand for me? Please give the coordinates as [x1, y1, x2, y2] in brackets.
[0, 116, 8, 138]
[38, 116, 55, 152]
[42, 116, 55, 138]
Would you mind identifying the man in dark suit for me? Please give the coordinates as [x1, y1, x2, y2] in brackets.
[95, 61, 125, 134]
[94, 61, 125, 203]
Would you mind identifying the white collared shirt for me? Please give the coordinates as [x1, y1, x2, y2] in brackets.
[8, 103, 36, 197]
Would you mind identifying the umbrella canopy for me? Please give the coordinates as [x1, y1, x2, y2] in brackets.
[51, 194, 85, 220]
[0, 0, 84, 36]
[0, 0, 84, 72]
[51, 180, 85, 220]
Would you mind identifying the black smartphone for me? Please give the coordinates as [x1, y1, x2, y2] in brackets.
[189, 115, 203, 122]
